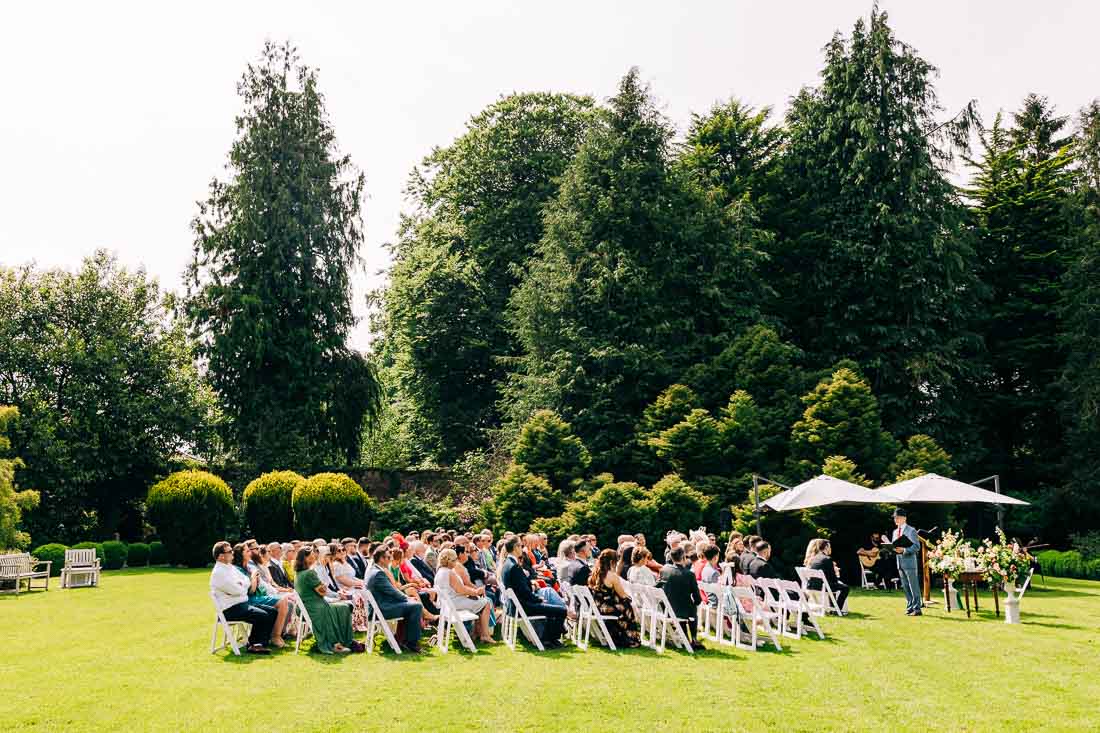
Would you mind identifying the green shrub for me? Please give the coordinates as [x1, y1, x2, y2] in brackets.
[126, 542, 150, 567]
[71, 541, 105, 562]
[31, 543, 67, 576]
[149, 541, 167, 565]
[374, 493, 458, 535]
[146, 470, 236, 568]
[641, 474, 711, 540]
[292, 473, 375, 538]
[561, 479, 649, 548]
[489, 464, 563, 535]
[101, 540, 127, 570]
[243, 471, 304, 540]
[513, 410, 591, 494]
[1037, 549, 1099, 579]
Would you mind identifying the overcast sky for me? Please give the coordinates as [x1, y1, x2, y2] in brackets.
[3, 1, 1097, 348]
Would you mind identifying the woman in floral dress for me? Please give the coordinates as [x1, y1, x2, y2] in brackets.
[588, 548, 642, 648]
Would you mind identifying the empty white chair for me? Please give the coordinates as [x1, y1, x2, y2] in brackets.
[779, 579, 825, 640]
[500, 587, 546, 651]
[209, 591, 250, 655]
[730, 586, 782, 651]
[697, 581, 723, 642]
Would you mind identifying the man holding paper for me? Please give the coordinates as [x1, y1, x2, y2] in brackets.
[890, 508, 922, 616]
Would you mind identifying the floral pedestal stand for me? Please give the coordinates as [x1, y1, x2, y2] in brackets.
[1003, 581, 1020, 624]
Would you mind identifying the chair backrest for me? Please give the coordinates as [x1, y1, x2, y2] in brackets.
[0, 554, 27, 577]
[698, 581, 721, 608]
[209, 592, 232, 624]
[66, 549, 98, 568]
[362, 589, 393, 621]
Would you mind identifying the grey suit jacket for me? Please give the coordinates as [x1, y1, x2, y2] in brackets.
[894, 524, 921, 570]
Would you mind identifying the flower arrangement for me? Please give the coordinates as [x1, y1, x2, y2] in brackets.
[927, 529, 973, 581]
[976, 528, 1031, 587]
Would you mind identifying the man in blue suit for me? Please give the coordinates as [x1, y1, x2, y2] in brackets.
[891, 508, 923, 616]
[365, 547, 424, 652]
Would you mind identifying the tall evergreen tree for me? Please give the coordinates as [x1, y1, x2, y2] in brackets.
[966, 105, 1076, 492]
[768, 8, 980, 443]
[371, 93, 594, 463]
[186, 42, 378, 469]
[507, 69, 766, 473]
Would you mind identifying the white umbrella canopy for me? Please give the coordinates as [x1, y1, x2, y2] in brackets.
[762, 474, 886, 512]
[875, 473, 1029, 505]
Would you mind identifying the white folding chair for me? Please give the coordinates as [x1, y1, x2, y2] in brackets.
[362, 590, 403, 654]
[622, 581, 656, 648]
[642, 586, 693, 654]
[436, 595, 479, 654]
[697, 581, 723, 642]
[857, 555, 877, 590]
[1011, 568, 1035, 602]
[209, 592, 251, 655]
[779, 579, 825, 640]
[731, 586, 782, 651]
[501, 587, 546, 651]
[754, 578, 801, 639]
[571, 585, 618, 651]
[291, 595, 314, 654]
[796, 567, 845, 616]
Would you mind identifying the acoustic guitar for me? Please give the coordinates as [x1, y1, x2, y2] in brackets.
[858, 548, 880, 569]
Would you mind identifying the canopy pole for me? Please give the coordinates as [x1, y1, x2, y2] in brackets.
[971, 474, 1004, 531]
[753, 475, 761, 537]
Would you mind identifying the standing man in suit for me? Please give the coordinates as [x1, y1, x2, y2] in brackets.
[501, 536, 567, 648]
[659, 547, 705, 650]
[364, 547, 425, 652]
[892, 508, 922, 616]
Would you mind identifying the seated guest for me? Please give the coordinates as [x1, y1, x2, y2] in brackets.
[313, 544, 342, 599]
[691, 543, 709, 580]
[210, 541, 277, 654]
[747, 541, 778, 579]
[344, 537, 367, 580]
[293, 545, 360, 654]
[554, 539, 575, 581]
[700, 545, 722, 585]
[627, 547, 658, 586]
[616, 543, 635, 579]
[616, 534, 635, 552]
[501, 536, 567, 648]
[265, 542, 293, 589]
[329, 543, 370, 631]
[424, 532, 439, 570]
[740, 535, 761, 575]
[282, 544, 297, 585]
[391, 547, 439, 622]
[664, 531, 684, 564]
[365, 547, 425, 653]
[434, 548, 494, 643]
[408, 541, 436, 584]
[725, 532, 744, 558]
[806, 539, 849, 613]
[658, 547, 704, 650]
[560, 540, 592, 589]
[233, 543, 291, 647]
[588, 549, 642, 648]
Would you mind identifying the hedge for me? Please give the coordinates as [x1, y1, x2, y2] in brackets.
[102, 540, 127, 570]
[127, 542, 150, 567]
[374, 493, 459, 536]
[31, 543, 67, 576]
[243, 471, 304, 540]
[292, 473, 375, 538]
[147, 470, 236, 567]
[1037, 550, 1100, 580]
[149, 541, 167, 565]
[71, 542, 105, 562]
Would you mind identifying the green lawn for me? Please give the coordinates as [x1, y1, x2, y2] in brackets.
[2, 569, 1098, 732]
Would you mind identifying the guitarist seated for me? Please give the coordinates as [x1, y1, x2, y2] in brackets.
[858, 532, 892, 588]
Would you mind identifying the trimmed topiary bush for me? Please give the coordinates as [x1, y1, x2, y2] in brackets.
[31, 543, 67, 576]
[71, 542, 105, 563]
[243, 471, 304, 540]
[146, 470, 236, 568]
[292, 473, 375, 538]
[126, 542, 150, 567]
[102, 540, 127, 570]
[149, 541, 167, 565]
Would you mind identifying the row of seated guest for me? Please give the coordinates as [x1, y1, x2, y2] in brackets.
[804, 538, 850, 611]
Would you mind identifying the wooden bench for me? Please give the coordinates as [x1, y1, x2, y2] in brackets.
[0, 553, 52, 595]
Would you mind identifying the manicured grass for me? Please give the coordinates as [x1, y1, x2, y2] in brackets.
[2, 569, 1098, 732]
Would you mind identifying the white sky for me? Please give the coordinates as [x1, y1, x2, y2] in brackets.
[2, 1, 1097, 349]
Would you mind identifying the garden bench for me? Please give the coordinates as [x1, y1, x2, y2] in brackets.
[0, 553, 52, 595]
[60, 549, 101, 588]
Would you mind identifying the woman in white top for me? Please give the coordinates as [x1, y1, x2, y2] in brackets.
[329, 543, 369, 631]
[626, 546, 658, 586]
[433, 548, 493, 643]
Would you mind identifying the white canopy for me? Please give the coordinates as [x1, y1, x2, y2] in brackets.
[875, 473, 1029, 506]
[762, 474, 885, 512]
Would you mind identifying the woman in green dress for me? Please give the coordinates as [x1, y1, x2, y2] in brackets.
[293, 546, 361, 654]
